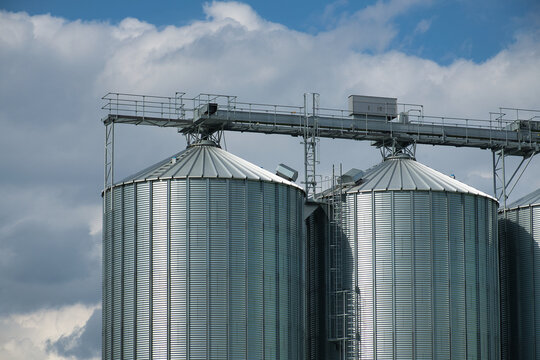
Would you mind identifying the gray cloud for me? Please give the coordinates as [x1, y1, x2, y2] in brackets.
[0, 218, 100, 314]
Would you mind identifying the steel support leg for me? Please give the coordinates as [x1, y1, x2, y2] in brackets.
[492, 148, 535, 209]
[303, 93, 320, 199]
[104, 122, 114, 210]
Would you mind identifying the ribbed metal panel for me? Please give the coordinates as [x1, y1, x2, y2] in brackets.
[500, 193, 540, 360]
[478, 198, 488, 360]
[393, 192, 412, 360]
[170, 180, 187, 359]
[152, 181, 168, 360]
[290, 185, 300, 359]
[507, 188, 540, 209]
[112, 187, 123, 360]
[501, 209, 517, 360]
[449, 194, 466, 359]
[135, 183, 150, 360]
[122, 184, 135, 360]
[103, 191, 112, 360]
[413, 192, 432, 359]
[278, 184, 290, 358]
[247, 181, 264, 359]
[534, 206, 540, 359]
[102, 143, 304, 359]
[489, 200, 500, 360]
[432, 192, 450, 359]
[374, 192, 393, 359]
[306, 205, 327, 360]
[331, 156, 500, 360]
[229, 180, 247, 358]
[263, 182, 278, 359]
[347, 156, 494, 199]
[299, 190, 306, 359]
[209, 179, 227, 358]
[520, 208, 534, 357]
[346, 196, 356, 358]
[356, 193, 374, 360]
[118, 140, 302, 189]
[188, 179, 208, 359]
[464, 195, 478, 360]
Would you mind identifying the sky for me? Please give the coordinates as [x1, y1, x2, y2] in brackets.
[0, 1, 539, 359]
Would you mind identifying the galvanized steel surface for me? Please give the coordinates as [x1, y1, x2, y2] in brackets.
[347, 155, 495, 199]
[507, 187, 540, 209]
[499, 191, 540, 359]
[305, 205, 328, 360]
[102, 144, 305, 359]
[117, 140, 302, 189]
[344, 191, 500, 359]
[323, 157, 501, 359]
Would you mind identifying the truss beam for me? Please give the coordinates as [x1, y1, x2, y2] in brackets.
[102, 92, 540, 205]
[303, 93, 320, 198]
[493, 149, 535, 209]
[104, 122, 114, 212]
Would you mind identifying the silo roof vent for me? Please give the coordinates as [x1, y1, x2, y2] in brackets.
[276, 163, 298, 182]
[341, 168, 364, 185]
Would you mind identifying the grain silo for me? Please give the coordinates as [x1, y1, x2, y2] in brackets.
[324, 154, 500, 359]
[499, 188, 540, 360]
[102, 139, 305, 359]
[305, 202, 329, 360]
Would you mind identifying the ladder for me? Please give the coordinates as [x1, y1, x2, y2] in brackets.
[328, 165, 352, 359]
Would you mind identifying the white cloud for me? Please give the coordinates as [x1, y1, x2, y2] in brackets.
[321, 0, 349, 27]
[203, 0, 281, 31]
[357, 0, 431, 22]
[414, 18, 431, 34]
[112, 17, 154, 40]
[0, 304, 99, 360]
[1, 1, 539, 357]
[0, 11, 33, 48]
[317, 0, 432, 51]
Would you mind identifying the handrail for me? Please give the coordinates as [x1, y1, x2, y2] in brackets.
[102, 92, 540, 135]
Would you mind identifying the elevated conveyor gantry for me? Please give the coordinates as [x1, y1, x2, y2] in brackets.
[102, 92, 540, 207]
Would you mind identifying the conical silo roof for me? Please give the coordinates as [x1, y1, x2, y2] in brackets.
[347, 154, 495, 199]
[507, 188, 540, 209]
[117, 140, 302, 189]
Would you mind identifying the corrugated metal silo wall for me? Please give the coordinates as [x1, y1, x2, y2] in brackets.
[499, 205, 540, 360]
[306, 204, 328, 360]
[102, 178, 305, 359]
[341, 190, 500, 359]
